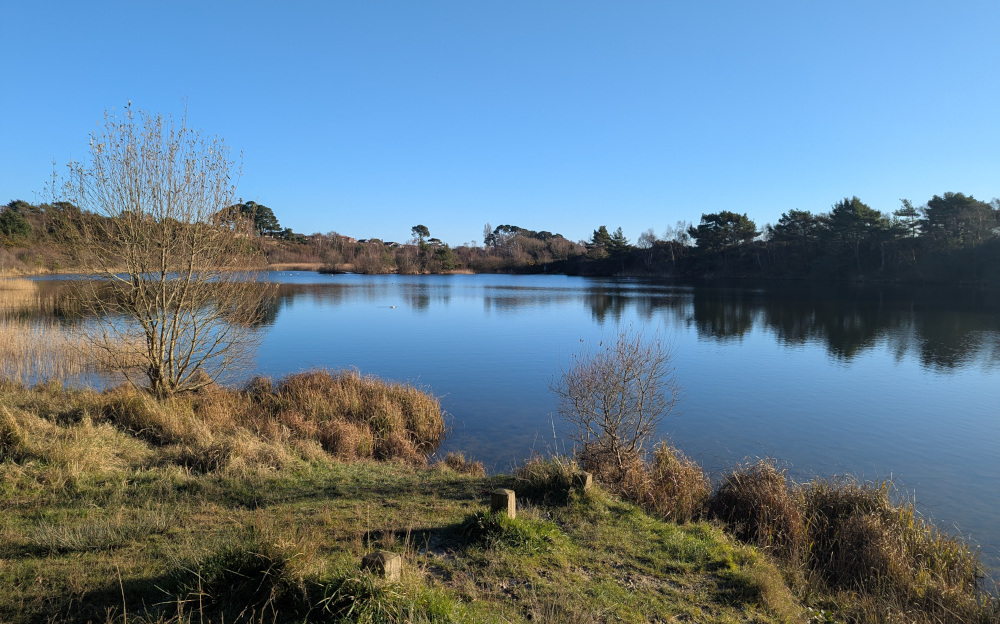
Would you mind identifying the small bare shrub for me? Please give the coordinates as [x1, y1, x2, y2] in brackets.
[552, 327, 680, 480]
[709, 459, 803, 563]
[63, 105, 273, 399]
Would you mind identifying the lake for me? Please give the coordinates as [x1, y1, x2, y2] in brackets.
[254, 271, 1000, 571]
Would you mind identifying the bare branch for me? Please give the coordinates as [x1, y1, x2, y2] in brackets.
[64, 104, 273, 398]
[551, 327, 681, 480]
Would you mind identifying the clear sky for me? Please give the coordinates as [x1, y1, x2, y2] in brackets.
[3, 1, 998, 246]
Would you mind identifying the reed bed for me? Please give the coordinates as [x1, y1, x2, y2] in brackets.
[0, 278, 141, 386]
[0, 277, 42, 313]
[0, 317, 110, 385]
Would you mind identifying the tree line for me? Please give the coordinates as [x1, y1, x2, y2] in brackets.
[677, 192, 1000, 282]
[4, 190, 999, 283]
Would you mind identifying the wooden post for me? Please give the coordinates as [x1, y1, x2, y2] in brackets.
[572, 471, 593, 492]
[361, 550, 402, 581]
[490, 488, 516, 519]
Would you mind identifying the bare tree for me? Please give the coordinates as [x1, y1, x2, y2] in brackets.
[637, 228, 658, 269]
[65, 104, 271, 398]
[552, 328, 681, 477]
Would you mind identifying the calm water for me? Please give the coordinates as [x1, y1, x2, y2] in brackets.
[255, 272, 1000, 570]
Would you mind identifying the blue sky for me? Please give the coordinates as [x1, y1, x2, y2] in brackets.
[3, 1, 998, 246]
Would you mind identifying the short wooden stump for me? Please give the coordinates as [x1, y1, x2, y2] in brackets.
[490, 488, 516, 519]
[572, 470, 593, 492]
[361, 550, 402, 581]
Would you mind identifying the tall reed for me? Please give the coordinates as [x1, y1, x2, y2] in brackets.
[0, 279, 132, 386]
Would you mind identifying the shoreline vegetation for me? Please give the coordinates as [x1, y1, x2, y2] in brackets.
[2, 278, 997, 623]
[1, 373, 996, 623]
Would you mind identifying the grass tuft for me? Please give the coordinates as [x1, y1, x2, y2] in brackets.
[176, 528, 303, 620]
[709, 459, 804, 563]
[800, 477, 993, 622]
[439, 451, 486, 477]
[100, 389, 211, 446]
[513, 454, 579, 505]
[31, 506, 172, 553]
[0, 407, 28, 461]
[460, 510, 564, 554]
[231, 369, 446, 464]
[622, 442, 710, 523]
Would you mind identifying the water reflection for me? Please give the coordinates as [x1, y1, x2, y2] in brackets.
[573, 280, 1000, 371]
[266, 277, 1000, 372]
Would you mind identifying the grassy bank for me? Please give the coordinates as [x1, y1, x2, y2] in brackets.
[0, 378, 996, 623]
[1, 378, 798, 624]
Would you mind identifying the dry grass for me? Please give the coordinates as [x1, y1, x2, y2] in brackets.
[0, 366, 446, 485]
[574, 442, 710, 523]
[83, 369, 446, 469]
[0, 279, 140, 386]
[709, 459, 804, 563]
[621, 442, 710, 523]
[261, 369, 446, 463]
[703, 463, 998, 623]
[439, 451, 486, 477]
[100, 389, 214, 446]
[0, 277, 40, 311]
[800, 477, 994, 623]
[0, 318, 103, 385]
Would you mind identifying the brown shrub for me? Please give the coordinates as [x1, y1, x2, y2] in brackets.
[269, 369, 444, 464]
[576, 441, 709, 522]
[709, 459, 803, 563]
[800, 477, 990, 621]
[623, 443, 709, 523]
[577, 442, 628, 485]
